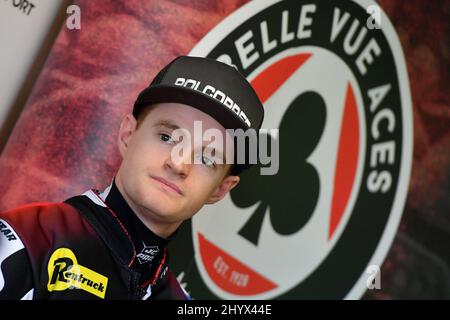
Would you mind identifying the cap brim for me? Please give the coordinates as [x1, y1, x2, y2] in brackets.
[133, 85, 248, 131]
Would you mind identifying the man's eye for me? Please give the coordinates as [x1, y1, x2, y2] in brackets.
[201, 156, 216, 168]
[159, 133, 175, 144]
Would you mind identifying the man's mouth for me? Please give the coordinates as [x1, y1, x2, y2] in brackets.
[151, 176, 184, 196]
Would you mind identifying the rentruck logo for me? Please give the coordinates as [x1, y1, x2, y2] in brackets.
[47, 248, 108, 299]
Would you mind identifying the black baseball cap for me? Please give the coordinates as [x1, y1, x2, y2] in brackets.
[133, 56, 264, 131]
[133, 56, 265, 175]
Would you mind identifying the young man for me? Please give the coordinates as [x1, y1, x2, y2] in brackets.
[0, 56, 264, 300]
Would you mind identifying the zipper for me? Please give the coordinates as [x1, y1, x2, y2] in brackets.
[137, 248, 167, 299]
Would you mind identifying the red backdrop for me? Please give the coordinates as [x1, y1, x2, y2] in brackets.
[0, 0, 448, 299]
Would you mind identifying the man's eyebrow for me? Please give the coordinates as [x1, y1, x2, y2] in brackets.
[154, 120, 180, 130]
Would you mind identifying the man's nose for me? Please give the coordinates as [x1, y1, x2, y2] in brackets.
[164, 150, 192, 178]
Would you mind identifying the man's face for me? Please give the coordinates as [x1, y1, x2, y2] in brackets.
[115, 103, 239, 232]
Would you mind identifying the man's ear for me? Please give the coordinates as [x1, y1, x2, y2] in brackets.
[117, 113, 137, 158]
[206, 175, 240, 204]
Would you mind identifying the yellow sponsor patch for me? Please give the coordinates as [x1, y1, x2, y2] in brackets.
[47, 248, 108, 299]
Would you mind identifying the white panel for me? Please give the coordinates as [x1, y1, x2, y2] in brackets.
[0, 0, 64, 132]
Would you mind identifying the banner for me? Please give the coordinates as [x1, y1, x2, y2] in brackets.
[169, 0, 413, 299]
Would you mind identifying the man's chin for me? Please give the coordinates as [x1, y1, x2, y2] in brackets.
[140, 201, 180, 221]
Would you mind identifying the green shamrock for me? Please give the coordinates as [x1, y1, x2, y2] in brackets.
[231, 91, 327, 245]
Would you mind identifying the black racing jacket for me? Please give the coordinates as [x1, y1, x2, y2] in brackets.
[0, 190, 189, 300]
